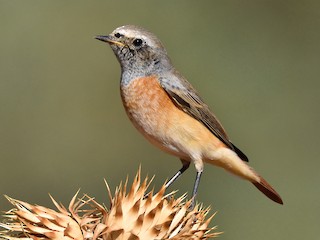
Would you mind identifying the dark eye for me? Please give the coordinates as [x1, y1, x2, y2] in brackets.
[114, 33, 122, 38]
[133, 38, 143, 47]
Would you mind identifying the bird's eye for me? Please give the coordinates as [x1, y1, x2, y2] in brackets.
[133, 38, 143, 47]
[114, 33, 122, 38]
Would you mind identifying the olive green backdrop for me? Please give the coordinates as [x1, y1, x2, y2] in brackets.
[1, 1, 319, 239]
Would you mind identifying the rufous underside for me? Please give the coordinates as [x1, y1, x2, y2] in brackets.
[120, 75, 258, 181]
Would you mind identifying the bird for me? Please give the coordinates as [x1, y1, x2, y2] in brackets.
[95, 25, 283, 208]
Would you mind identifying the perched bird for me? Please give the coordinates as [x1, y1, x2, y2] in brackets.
[95, 25, 283, 208]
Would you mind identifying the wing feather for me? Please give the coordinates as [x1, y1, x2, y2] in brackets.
[159, 74, 249, 162]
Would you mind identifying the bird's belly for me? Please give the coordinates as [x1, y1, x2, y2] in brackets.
[121, 75, 223, 159]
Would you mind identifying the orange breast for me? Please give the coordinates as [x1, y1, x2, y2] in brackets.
[121, 76, 176, 145]
[120, 75, 224, 159]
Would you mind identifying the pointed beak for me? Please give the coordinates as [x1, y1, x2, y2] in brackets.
[95, 35, 125, 47]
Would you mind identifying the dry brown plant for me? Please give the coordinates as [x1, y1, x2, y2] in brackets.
[0, 169, 220, 239]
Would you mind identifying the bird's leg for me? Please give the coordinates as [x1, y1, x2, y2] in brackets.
[144, 160, 190, 200]
[165, 159, 190, 189]
[190, 170, 203, 210]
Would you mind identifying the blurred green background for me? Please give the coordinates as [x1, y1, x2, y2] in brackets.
[1, 1, 319, 239]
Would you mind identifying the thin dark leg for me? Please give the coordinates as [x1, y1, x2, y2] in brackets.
[165, 160, 190, 189]
[144, 160, 190, 200]
[190, 171, 203, 210]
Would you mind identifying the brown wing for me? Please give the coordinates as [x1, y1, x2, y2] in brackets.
[159, 75, 249, 162]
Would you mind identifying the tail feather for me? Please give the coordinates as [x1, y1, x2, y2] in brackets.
[252, 177, 283, 205]
[210, 147, 283, 204]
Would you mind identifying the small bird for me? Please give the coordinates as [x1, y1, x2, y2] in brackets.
[96, 25, 283, 207]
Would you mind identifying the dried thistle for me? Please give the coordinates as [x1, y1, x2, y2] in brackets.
[0, 169, 220, 239]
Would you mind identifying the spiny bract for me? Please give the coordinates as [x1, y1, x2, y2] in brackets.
[0, 169, 220, 239]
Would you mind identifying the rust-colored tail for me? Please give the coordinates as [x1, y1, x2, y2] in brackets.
[252, 176, 283, 204]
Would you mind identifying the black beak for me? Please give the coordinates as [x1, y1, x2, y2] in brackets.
[95, 35, 125, 47]
[95, 35, 111, 43]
